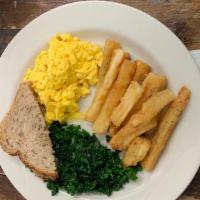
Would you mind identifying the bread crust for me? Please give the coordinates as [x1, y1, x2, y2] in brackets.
[0, 81, 58, 180]
[19, 153, 58, 180]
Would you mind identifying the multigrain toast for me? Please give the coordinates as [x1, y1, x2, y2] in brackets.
[0, 82, 58, 180]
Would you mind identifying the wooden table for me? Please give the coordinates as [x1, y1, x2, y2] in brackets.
[0, 0, 199, 200]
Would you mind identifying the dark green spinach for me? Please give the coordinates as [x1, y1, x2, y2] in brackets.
[47, 122, 142, 196]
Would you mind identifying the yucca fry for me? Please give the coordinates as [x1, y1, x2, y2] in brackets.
[133, 60, 151, 84]
[93, 60, 136, 134]
[131, 89, 175, 127]
[109, 73, 167, 136]
[86, 49, 125, 122]
[123, 137, 151, 167]
[133, 73, 167, 113]
[110, 118, 157, 150]
[98, 39, 121, 85]
[111, 82, 144, 127]
[141, 86, 191, 171]
[121, 73, 167, 128]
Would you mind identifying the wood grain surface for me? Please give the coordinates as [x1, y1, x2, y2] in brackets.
[0, 174, 26, 200]
[0, 167, 3, 174]
[0, 0, 200, 50]
[0, 0, 200, 200]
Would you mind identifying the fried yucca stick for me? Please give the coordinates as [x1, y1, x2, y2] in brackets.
[93, 60, 136, 134]
[123, 137, 151, 167]
[108, 63, 154, 136]
[132, 73, 167, 114]
[111, 82, 144, 127]
[86, 49, 125, 122]
[120, 73, 167, 128]
[133, 60, 151, 84]
[109, 79, 168, 136]
[98, 39, 121, 85]
[131, 89, 175, 127]
[110, 118, 157, 150]
[141, 86, 191, 171]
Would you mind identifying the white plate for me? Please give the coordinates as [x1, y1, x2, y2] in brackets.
[0, 1, 200, 200]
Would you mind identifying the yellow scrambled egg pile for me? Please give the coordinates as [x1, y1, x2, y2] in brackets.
[24, 34, 102, 123]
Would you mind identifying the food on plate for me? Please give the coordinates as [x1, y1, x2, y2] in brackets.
[109, 89, 173, 146]
[111, 81, 144, 127]
[123, 137, 151, 167]
[87, 39, 190, 173]
[110, 118, 157, 150]
[133, 60, 151, 84]
[0, 82, 57, 180]
[98, 39, 121, 87]
[130, 89, 175, 127]
[131, 72, 167, 114]
[86, 49, 125, 122]
[0, 35, 192, 197]
[24, 34, 103, 123]
[109, 72, 167, 135]
[93, 60, 136, 134]
[47, 122, 142, 196]
[141, 86, 191, 171]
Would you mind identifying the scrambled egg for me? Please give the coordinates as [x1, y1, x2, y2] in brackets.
[24, 34, 102, 123]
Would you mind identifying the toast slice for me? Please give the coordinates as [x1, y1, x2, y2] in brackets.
[0, 82, 58, 180]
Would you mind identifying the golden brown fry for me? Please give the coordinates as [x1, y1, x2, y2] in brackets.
[110, 118, 157, 150]
[93, 60, 136, 134]
[111, 82, 144, 127]
[85, 49, 125, 122]
[133, 60, 151, 84]
[123, 137, 151, 167]
[98, 39, 121, 85]
[141, 86, 191, 171]
[131, 89, 175, 127]
[133, 72, 167, 113]
[109, 73, 167, 136]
